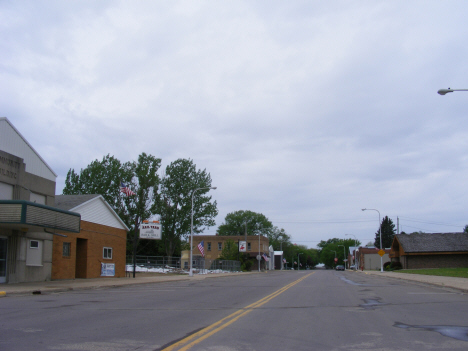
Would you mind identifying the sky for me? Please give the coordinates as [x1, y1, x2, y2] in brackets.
[2, 1, 468, 249]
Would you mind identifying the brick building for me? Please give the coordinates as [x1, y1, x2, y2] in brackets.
[188, 234, 270, 270]
[390, 232, 468, 269]
[356, 246, 391, 270]
[53, 194, 129, 279]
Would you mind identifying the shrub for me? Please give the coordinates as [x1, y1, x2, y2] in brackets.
[390, 261, 402, 270]
[384, 261, 392, 270]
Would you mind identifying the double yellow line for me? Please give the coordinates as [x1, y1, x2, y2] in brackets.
[162, 272, 315, 351]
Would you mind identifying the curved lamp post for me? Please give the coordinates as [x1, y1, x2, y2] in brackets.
[189, 186, 217, 277]
[438, 88, 468, 95]
[362, 208, 383, 272]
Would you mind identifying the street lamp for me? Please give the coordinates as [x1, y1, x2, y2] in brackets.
[362, 208, 383, 272]
[438, 88, 468, 95]
[189, 186, 217, 277]
[345, 234, 358, 270]
[298, 253, 302, 271]
[338, 245, 346, 270]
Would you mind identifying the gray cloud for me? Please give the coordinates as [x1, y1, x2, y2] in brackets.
[2, 1, 468, 247]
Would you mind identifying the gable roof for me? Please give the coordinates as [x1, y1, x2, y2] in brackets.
[395, 232, 468, 253]
[55, 194, 129, 231]
[0, 117, 56, 181]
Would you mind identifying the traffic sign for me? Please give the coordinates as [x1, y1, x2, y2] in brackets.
[378, 249, 385, 257]
[334, 258, 338, 262]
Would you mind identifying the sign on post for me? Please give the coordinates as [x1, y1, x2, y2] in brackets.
[378, 249, 385, 257]
[239, 241, 246, 252]
[140, 220, 162, 240]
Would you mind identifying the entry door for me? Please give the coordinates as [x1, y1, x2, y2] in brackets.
[75, 238, 88, 278]
[0, 238, 7, 283]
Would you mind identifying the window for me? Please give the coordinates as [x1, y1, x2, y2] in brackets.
[247, 242, 251, 251]
[63, 242, 71, 257]
[0, 182, 13, 200]
[218, 242, 222, 250]
[207, 242, 211, 251]
[29, 192, 46, 205]
[30, 240, 39, 249]
[103, 247, 113, 259]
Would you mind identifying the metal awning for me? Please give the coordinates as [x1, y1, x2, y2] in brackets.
[0, 200, 81, 233]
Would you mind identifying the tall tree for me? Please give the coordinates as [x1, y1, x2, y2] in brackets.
[217, 210, 274, 236]
[375, 216, 396, 248]
[63, 153, 162, 254]
[157, 158, 218, 258]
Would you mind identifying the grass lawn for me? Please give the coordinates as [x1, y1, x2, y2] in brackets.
[398, 267, 468, 278]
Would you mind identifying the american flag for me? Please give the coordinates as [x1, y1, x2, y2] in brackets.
[120, 182, 136, 196]
[198, 240, 205, 257]
[262, 253, 269, 261]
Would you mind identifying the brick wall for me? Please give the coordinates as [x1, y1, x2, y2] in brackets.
[52, 220, 127, 279]
[405, 254, 468, 269]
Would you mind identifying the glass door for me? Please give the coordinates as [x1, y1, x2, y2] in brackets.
[0, 238, 7, 283]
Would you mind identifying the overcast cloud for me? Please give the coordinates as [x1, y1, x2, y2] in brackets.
[2, 1, 468, 248]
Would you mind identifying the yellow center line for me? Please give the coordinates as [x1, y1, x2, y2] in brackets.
[162, 272, 315, 351]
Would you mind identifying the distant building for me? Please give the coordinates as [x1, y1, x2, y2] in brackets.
[188, 234, 270, 271]
[356, 246, 391, 270]
[53, 194, 129, 279]
[0, 117, 80, 284]
[390, 232, 468, 269]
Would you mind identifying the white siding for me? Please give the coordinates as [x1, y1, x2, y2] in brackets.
[71, 197, 128, 230]
[0, 118, 56, 181]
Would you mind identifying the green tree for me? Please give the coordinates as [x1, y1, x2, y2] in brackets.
[157, 158, 218, 258]
[374, 216, 396, 248]
[463, 225, 468, 233]
[217, 210, 273, 236]
[267, 226, 291, 251]
[219, 239, 239, 260]
[317, 238, 359, 268]
[63, 153, 162, 255]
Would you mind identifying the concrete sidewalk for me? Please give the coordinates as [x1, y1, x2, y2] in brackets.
[355, 269, 468, 293]
[0, 272, 255, 297]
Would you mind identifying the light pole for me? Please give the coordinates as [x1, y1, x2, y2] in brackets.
[189, 186, 217, 277]
[338, 245, 346, 270]
[345, 234, 358, 270]
[362, 208, 383, 272]
[258, 234, 261, 272]
[297, 253, 302, 271]
[438, 88, 468, 95]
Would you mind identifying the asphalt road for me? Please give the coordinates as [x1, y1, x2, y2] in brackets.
[1, 270, 468, 350]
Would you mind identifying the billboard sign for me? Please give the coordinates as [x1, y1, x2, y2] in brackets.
[140, 220, 162, 240]
[239, 241, 246, 252]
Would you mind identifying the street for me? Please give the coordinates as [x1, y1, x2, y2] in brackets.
[1, 270, 468, 350]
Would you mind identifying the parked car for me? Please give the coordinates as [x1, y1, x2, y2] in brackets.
[349, 265, 355, 270]
[335, 265, 345, 271]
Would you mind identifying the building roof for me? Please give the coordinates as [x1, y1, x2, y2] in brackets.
[55, 194, 129, 231]
[395, 232, 468, 253]
[54, 194, 101, 211]
[0, 117, 57, 181]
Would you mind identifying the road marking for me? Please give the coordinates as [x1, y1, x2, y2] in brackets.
[161, 272, 315, 351]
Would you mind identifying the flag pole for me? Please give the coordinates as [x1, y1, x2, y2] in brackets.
[133, 216, 139, 278]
